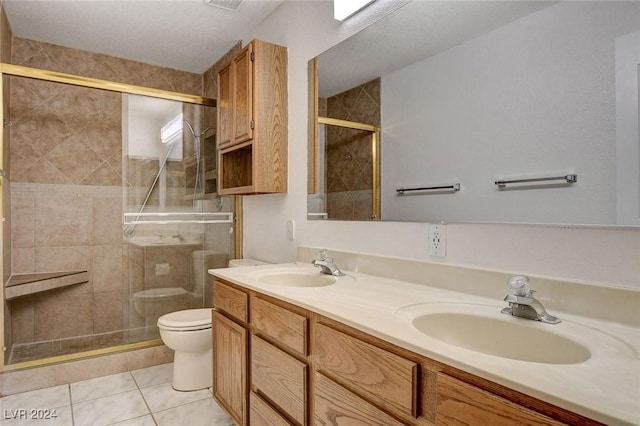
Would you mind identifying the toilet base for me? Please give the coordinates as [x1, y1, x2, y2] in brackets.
[172, 347, 213, 391]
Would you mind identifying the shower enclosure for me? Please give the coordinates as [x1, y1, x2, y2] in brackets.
[1, 64, 236, 368]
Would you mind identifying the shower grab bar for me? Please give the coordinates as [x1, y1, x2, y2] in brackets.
[495, 174, 577, 189]
[397, 183, 460, 194]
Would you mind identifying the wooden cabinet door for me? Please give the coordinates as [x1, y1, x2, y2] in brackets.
[233, 43, 254, 145]
[217, 63, 233, 149]
[212, 310, 248, 426]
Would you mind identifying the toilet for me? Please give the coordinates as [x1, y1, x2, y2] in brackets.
[157, 258, 267, 391]
[158, 308, 213, 391]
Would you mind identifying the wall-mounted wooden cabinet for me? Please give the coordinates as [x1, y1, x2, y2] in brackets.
[212, 278, 598, 426]
[217, 39, 288, 195]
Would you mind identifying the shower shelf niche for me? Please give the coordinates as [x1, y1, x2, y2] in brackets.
[5, 270, 89, 301]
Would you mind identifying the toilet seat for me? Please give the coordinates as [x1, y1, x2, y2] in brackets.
[157, 308, 212, 332]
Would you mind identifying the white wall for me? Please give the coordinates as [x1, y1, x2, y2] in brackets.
[240, 1, 639, 289]
[382, 1, 640, 225]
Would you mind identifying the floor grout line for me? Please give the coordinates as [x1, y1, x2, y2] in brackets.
[134, 372, 156, 425]
[67, 383, 75, 426]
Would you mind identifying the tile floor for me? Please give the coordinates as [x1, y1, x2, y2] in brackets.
[0, 363, 233, 426]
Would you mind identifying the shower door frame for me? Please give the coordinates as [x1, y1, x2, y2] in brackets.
[0, 63, 241, 371]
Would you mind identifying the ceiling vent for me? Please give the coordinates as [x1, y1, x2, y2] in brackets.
[204, 0, 244, 11]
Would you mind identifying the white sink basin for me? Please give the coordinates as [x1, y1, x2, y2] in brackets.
[254, 270, 337, 287]
[412, 311, 590, 364]
[396, 303, 595, 365]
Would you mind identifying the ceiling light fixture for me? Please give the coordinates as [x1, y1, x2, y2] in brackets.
[334, 0, 375, 21]
[204, 0, 244, 12]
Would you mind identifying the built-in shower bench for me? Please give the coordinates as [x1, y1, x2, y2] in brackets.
[5, 271, 88, 300]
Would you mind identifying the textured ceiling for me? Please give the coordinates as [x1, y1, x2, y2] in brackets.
[3, 0, 284, 74]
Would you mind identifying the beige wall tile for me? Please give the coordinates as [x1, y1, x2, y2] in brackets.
[92, 245, 123, 293]
[12, 247, 34, 273]
[93, 291, 123, 334]
[9, 298, 34, 344]
[81, 162, 121, 186]
[126, 345, 172, 371]
[34, 291, 92, 341]
[34, 246, 91, 274]
[54, 352, 128, 385]
[93, 197, 123, 245]
[34, 196, 93, 247]
[10, 196, 34, 248]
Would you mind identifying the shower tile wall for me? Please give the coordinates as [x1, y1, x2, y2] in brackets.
[8, 38, 202, 350]
[323, 78, 380, 220]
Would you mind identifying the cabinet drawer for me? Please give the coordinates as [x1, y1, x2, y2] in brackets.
[314, 323, 418, 418]
[251, 335, 307, 425]
[250, 392, 294, 426]
[314, 373, 405, 426]
[251, 297, 308, 356]
[214, 280, 248, 323]
[436, 373, 565, 426]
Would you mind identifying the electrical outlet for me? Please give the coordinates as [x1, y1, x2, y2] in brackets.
[428, 224, 446, 257]
[287, 219, 296, 241]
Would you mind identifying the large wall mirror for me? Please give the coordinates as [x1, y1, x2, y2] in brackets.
[307, 1, 640, 227]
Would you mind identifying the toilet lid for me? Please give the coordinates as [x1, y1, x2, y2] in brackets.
[157, 308, 212, 330]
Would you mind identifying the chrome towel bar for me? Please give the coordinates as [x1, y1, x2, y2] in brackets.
[397, 183, 460, 194]
[495, 174, 577, 189]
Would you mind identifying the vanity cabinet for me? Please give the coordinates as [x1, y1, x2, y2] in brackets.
[212, 278, 601, 426]
[213, 279, 311, 425]
[216, 39, 288, 195]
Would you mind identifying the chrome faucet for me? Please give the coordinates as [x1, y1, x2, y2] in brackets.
[172, 232, 186, 243]
[500, 275, 560, 324]
[153, 230, 165, 240]
[311, 249, 345, 276]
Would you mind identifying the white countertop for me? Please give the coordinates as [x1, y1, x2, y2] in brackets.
[209, 262, 640, 426]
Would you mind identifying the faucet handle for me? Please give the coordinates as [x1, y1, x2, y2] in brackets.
[507, 275, 530, 296]
[315, 249, 329, 261]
